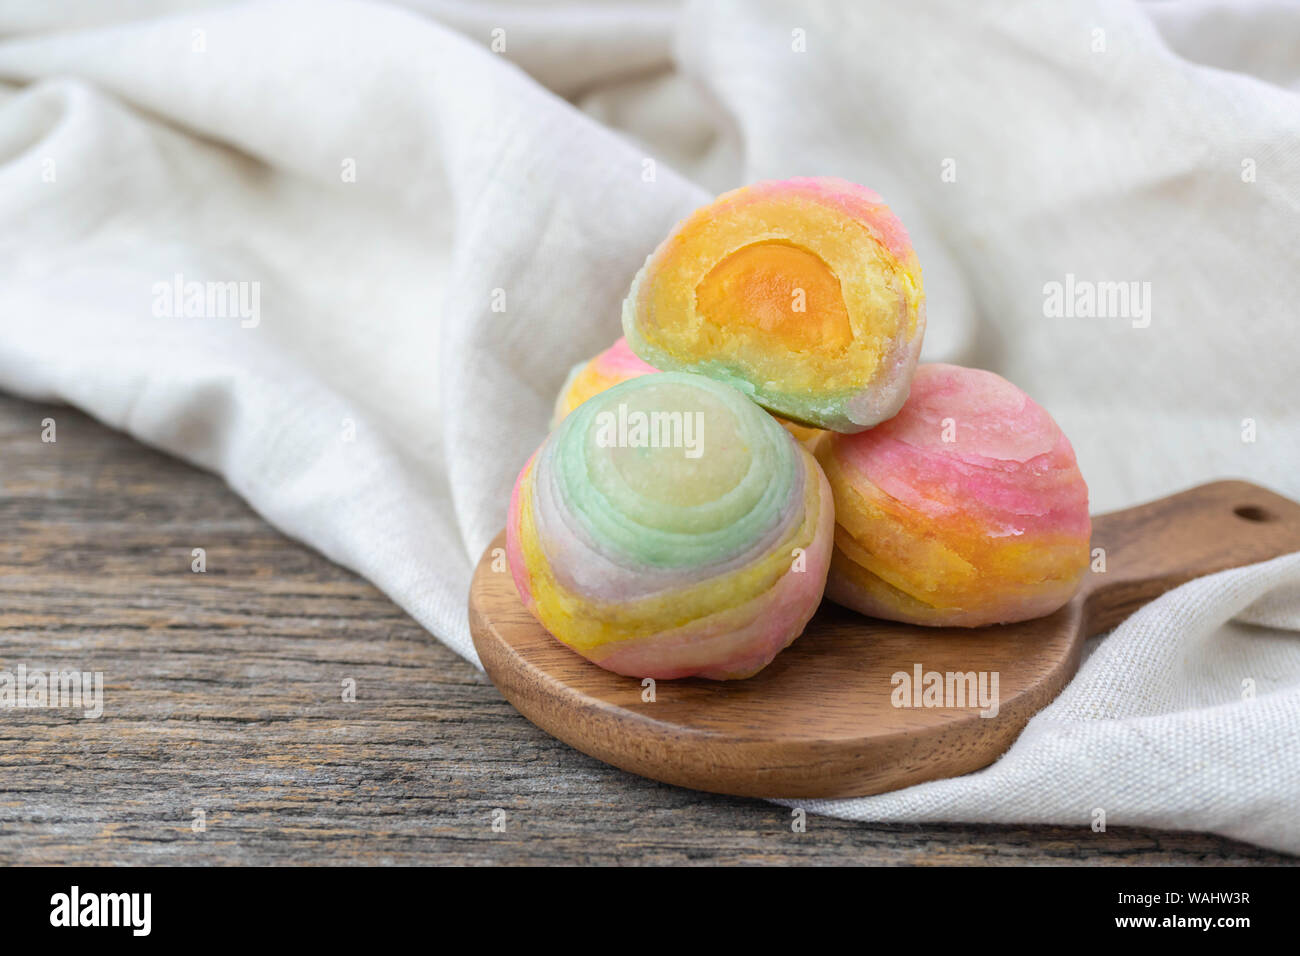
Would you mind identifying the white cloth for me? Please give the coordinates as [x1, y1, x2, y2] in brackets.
[1, 0, 1297, 850]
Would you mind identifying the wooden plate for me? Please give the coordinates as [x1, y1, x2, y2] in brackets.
[469, 481, 1300, 798]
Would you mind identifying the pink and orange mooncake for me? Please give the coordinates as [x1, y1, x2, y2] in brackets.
[816, 364, 1091, 627]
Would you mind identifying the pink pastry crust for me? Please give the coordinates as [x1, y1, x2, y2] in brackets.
[817, 363, 1091, 627]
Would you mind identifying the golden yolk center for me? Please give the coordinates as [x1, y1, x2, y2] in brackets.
[694, 241, 853, 352]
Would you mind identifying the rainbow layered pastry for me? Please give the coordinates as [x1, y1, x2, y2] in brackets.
[556, 337, 826, 446]
[815, 364, 1090, 627]
[552, 337, 657, 427]
[508, 371, 834, 679]
[622, 177, 925, 433]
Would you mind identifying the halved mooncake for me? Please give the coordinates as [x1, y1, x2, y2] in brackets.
[622, 177, 925, 432]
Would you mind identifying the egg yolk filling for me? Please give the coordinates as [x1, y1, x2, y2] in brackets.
[695, 241, 854, 353]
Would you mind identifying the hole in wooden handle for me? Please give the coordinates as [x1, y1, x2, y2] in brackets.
[1234, 504, 1273, 523]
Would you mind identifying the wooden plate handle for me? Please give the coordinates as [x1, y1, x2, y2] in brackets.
[1080, 480, 1300, 636]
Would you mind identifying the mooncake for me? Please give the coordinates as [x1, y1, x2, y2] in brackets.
[623, 177, 925, 432]
[816, 364, 1090, 626]
[509, 371, 834, 679]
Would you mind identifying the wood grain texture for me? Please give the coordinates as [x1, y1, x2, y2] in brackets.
[472, 484, 1300, 799]
[0, 394, 1292, 865]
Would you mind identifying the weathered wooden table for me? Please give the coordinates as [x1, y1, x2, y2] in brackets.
[0, 394, 1288, 865]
